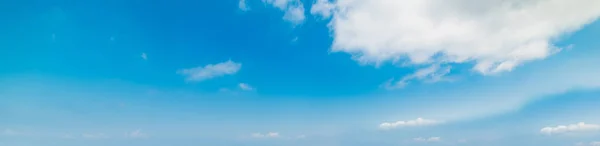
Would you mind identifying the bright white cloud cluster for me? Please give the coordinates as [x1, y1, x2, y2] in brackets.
[540, 122, 600, 135]
[177, 60, 242, 82]
[262, 0, 305, 24]
[239, 83, 254, 91]
[251, 132, 280, 138]
[312, 0, 600, 74]
[414, 137, 441, 142]
[379, 118, 442, 130]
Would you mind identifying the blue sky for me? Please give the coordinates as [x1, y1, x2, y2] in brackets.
[1, 0, 600, 146]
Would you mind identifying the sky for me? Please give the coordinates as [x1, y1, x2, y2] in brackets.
[1, 0, 600, 146]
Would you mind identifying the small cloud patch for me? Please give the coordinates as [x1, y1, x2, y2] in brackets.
[380, 118, 443, 130]
[541, 122, 600, 135]
[177, 60, 242, 82]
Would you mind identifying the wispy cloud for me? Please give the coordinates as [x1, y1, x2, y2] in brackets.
[239, 83, 254, 91]
[251, 132, 280, 138]
[239, 0, 249, 11]
[141, 53, 148, 60]
[380, 118, 443, 130]
[384, 64, 452, 89]
[541, 122, 600, 135]
[414, 137, 441, 142]
[177, 60, 242, 82]
[261, 0, 305, 25]
[126, 129, 148, 138]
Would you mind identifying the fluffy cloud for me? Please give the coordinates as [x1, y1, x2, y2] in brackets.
[251, 132, 280, 138]
[312, 0, 600, 74]
[379, 118, 443, 130]
[540, 122, 600, 135]
[262, 0, 305, 24]
[310, 0, 335, 19]
[177, 60, 242, 82]
[239, 83, 254, 91]
[414, 137, 441, 142]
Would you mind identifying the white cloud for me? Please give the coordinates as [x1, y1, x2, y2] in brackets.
[379, 118, 443, 130]
[310, 0, 335, 19]
[383, 64, 452, 89]
[262, 0, 305, 24]
[239, 83, 254, 91]
[126, 129, 148, 138]
[141, 52, 147, 60]
[541, 122, 600, 135]
[414, 137, 441, 142]
[592, 142, 600, 146]
[251, 132, 280, 138]
[82, 133, 108, 139]
[177, 60, 242, 82]
[312, 0, 600, 74]
[239, 0, 249, 11]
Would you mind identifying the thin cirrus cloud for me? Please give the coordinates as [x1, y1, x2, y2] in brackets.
[310, 0, 600, 84]
[540, 122, 600, 135]
[383, 64, 452, 89]
[379, 118, 443, 130]
[238, 83, 254, 91]
[251, 132, 280, 138]
[414, 137, 441, 142]
[177, 60, 242, 82]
